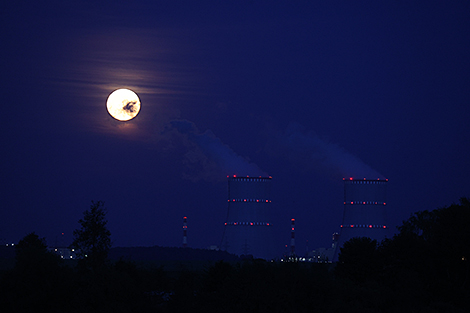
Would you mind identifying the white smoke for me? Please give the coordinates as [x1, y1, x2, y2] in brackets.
[267, 123, 383, 179]
[165, 120, 267, 182]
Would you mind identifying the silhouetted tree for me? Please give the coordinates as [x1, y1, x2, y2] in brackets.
[201, 260, 234, 293]
[431, 198, 470, 291]
[71, 200, 111, 271]
[392, 198, 470, 303]
[372, 198, 470, 311]
[0, 232, 74, 313]
[15, 232, 59, 271]
[335, 237, 379, 283]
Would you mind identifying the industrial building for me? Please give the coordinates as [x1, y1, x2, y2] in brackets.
[220, 175, 276, 260]
[218, 176, 388, 261]
[334, 178, 389, 260]
[305, 232, 339, 263]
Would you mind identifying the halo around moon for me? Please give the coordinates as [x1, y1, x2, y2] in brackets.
[106, 88, 141, 121]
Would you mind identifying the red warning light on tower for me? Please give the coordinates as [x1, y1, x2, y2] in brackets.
[290, 218, 295, 256]
[182, 216, 188, 248]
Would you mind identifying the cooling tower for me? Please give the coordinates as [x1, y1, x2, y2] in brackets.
[335, 178, 388, 260]
[220, 176, 275, 260]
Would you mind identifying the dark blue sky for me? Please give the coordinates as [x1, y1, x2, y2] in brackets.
[1, 1, 469, 256]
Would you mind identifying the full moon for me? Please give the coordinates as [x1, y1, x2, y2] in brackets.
[106, 88, 141, 121]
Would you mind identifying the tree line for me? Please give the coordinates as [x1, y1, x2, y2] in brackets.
[0, 199, 469, 312]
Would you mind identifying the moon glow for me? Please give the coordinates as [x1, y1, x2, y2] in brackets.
[106, 89, 141, 121]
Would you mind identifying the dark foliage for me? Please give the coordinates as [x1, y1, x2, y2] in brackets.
[0, 233, 75, 312]
[108, 246, 239, 262]
[71, 200, 111, 271]
[14, 232, 60, 271]
[174, 260, 338, 313]
[1, 198, 469, 312]
[336, 237, 379, 283]
[335, 197, 470, 312]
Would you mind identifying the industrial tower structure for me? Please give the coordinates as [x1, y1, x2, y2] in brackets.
[334, 178, 389, 260]
[220, 176, 275, 260]
[182, 216, 188, 248]
[290, 218, 295, 257]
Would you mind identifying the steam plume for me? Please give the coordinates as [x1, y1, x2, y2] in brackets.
[167, 120, 266, 181]
[269, 123, 383, 179]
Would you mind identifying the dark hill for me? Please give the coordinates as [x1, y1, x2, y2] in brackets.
[108, 246, 239, 262]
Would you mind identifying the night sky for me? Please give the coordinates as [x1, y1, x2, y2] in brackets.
[1, 1, 469, 257]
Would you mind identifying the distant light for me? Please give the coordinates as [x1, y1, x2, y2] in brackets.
[383, 226, 387, 229]
[349, 177, 353, 180]
[267, 223, 270, 226]
[369, 225, 372, 228]
[350, 225, 354, 228]
[233, 175, 236, 177]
